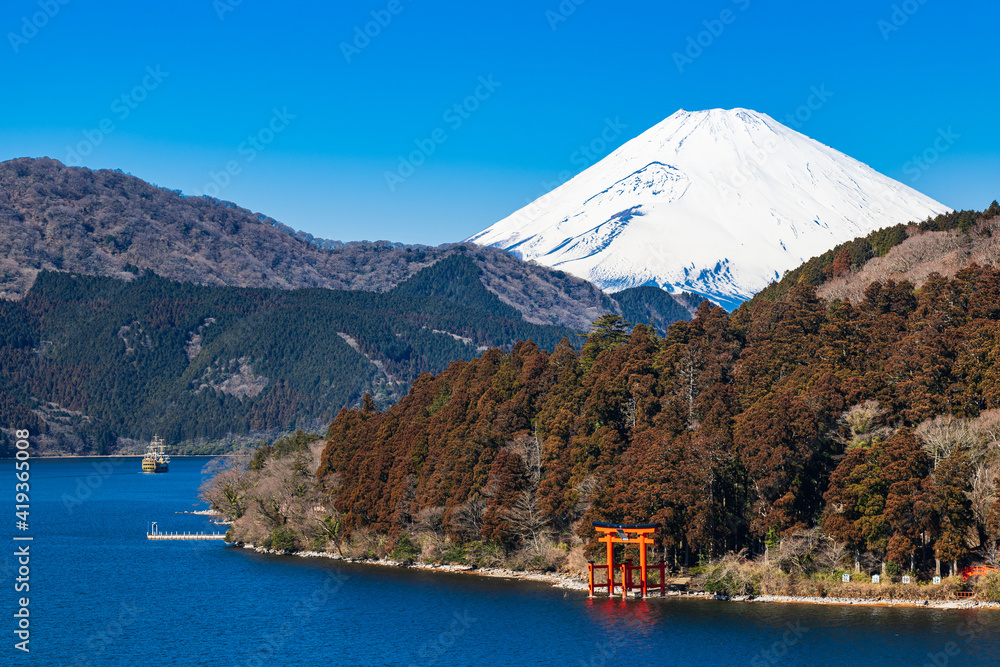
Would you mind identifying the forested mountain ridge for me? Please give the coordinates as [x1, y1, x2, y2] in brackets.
[298, 260, 1000, 580]
[0, 157, 697, 331]
[0, 257, 582, 456]
[750, 202, 1000, 307]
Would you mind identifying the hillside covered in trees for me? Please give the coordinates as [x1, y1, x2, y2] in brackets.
[0, 254, 590, 455]
[753, 201, 1000, 305]
[221, 254, 1000, 586]
[0, 157, 697, 331]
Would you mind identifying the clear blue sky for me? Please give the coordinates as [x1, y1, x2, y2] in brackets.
[3, 0, 998, 244]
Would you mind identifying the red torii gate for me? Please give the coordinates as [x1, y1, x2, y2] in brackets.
[588, 521, 664, 599]
[961, 565, 998, 581]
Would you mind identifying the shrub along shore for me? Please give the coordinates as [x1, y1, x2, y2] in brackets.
[203, 429, 1000, 609]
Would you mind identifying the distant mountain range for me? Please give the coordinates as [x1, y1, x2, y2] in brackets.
[3, 149, 973, 455]
[469, 108, 952, 310]
[0, 158, 702, 454]
[0, 158, 697, 332]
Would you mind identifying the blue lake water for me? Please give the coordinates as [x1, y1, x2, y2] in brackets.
[4, 456, 1000, 666]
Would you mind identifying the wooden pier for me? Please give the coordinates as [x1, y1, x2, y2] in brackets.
[146, 522, 227, 540]
[146, 532, 228, 540]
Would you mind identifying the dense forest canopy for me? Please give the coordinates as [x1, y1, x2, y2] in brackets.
[0, 257, 585, 454]
[315, 258, 1000, 576]
[753, 202, 1000, 305]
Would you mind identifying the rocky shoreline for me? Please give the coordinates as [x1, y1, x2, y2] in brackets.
[238, 543, 592, 591]
[722, 593, 1000, 610]
[232, 543, 1000, 609]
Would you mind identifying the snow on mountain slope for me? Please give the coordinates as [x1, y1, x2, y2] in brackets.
[468, 108, 952, 310]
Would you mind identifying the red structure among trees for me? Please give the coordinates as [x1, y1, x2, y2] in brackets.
[961, 565, 998, 581]
[588, 521, 665, 598]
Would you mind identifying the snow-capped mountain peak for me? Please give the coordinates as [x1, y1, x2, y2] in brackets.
[468, 108, 951, 309]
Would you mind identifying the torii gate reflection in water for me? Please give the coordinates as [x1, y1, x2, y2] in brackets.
[588, 521, 665, 599]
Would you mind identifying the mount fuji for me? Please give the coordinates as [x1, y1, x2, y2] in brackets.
[468, 108, 952, 310]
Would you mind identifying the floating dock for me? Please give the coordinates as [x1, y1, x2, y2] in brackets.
[146, 522, 227, 540]
[146, 532, 228, 540]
